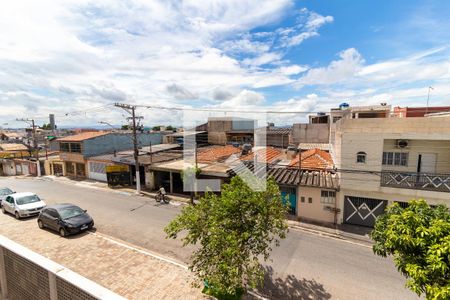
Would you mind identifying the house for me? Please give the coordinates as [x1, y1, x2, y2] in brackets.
[331, 115, 450, 227]
[87, 144, 180, 184]
[230, 147, 338, 224]
[55, 131, 162, 178]
[207, 117, 255, 145]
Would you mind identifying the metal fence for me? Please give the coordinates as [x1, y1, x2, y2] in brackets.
[380, 171, 450, 193]
[0, 236, 125, 300]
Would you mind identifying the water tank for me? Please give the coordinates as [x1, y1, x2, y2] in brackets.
[339, 103, 350, 110]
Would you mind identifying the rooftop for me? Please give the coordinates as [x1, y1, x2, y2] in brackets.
[197, 145, 242, 163]
[289, 148, 333, 170]
[0, 143, 29, 152]
[298, 143, 331, 151]
[240, 147, 283, 163]
[57, 131, 110, 142]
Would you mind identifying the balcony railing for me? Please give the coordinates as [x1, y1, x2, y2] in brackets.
[380, 171, 450, 193]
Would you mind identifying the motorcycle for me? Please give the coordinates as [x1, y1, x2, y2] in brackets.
[155, 190, 169, 204]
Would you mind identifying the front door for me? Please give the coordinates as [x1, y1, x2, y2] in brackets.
[418, 153, 437, 173]
[280, 186, 297, 215]
[344, 196, 387, 227]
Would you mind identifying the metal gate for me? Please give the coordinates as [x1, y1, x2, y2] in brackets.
[280, 186, 297, 215]
[344, 196, 387, 227]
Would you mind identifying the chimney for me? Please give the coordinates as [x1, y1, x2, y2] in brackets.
[286, 145, 298, 160]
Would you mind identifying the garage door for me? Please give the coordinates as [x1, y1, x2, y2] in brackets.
[344, 196, 387, 227]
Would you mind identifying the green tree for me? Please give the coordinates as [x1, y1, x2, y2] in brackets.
[152, 126, 161, 131]
[371, 200, 450, 300]
[164, 176, 288, 298]
[121, 124, 129, 130]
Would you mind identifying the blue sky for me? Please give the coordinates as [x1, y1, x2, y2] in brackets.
[1, 0, 450, 127]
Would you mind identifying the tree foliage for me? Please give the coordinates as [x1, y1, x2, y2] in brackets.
[371, 200, 450, 300]
[164, 176, 288, 296]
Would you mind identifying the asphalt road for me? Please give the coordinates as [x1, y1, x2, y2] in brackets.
[0, 177, 418, 300]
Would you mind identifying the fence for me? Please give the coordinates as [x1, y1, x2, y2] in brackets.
[0, 235, 125, 300]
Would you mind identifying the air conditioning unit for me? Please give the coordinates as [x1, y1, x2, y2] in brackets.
[396, 139, 409, 148]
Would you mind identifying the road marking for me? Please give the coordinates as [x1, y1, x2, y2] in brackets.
[89, 231, 189, 270]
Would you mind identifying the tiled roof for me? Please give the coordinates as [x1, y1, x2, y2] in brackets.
[255, 127, 292, 135]
[0, 143, 29, 151]
[240, 147, 283, 163]
[289, 148, 333, 169]
[57, 131, 109, 142]
[230, 162, 338, 189]
[197, 145, 241, 163]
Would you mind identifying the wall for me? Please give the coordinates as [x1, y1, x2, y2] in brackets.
[0, 236, 124, 300]
[382, 139, 450, 173]
[87, 161, 109, 182]
[297, 186, 337, 224]
[291, 123, 330, 145]
[83, 133, 162, 157]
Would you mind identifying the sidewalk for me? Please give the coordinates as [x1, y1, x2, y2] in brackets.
[0, 212, 206, 299]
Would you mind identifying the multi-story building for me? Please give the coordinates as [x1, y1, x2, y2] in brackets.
[207, 117, 255, 145]
[55, 131, 162, 179]
[332, 115, 450, 227]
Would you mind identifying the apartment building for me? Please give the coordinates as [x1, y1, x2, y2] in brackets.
[331, 116, 450, 227]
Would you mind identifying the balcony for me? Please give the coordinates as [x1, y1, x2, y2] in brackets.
[381, 171, 450, 193]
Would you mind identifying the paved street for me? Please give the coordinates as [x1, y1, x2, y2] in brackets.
[0, 177, 418, 299]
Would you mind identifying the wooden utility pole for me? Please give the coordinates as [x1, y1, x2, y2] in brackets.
[114, 103, 143, 194]
[16, 118, 41, 177]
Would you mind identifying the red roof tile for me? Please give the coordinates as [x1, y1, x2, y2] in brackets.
[240, 147, 283, 163]
[197, 145, 241, 163]
[57, 131, 109, 142]
[289, 148, 333, 170]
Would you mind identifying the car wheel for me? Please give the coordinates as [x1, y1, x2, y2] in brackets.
[59, 228, 66, 237]
[1, 206, 6, 214]
[15, 211, 20, 220]
[38, 220, 44, 229]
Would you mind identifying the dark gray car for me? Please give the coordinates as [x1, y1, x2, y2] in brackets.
[37, 204, 94, 237]
[0, 187, 14, 206]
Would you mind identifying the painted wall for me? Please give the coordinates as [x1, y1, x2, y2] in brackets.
[83, 133, 162, 157]
[297, 186, 337, 224]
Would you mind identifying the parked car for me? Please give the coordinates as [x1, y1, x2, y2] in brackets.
[37, 204, 94, 237]
[0, 187, 15, 206]
[1, 192, 46, 219]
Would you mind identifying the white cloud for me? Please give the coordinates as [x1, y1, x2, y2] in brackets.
[296, 48, 364, 86]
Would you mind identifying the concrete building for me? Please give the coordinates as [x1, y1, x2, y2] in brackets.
[255, 126, 291, 148]
[332, 116, 450, 227]
[393, 106, 450, 118]
[207, 117, 255, 145]
[56, 131, 162, 178]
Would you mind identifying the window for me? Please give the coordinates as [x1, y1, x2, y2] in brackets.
[47, 209, 59, 219]
[308, 197, 312, 203]
[60, 142, 70, 152]
[321, 190, 336, 204]
[301, 196, 305, 203]
[356, 152, 367, 163]
[66, 162, 75, 175]
[382, 152, 408, 166]
[70, 143, 81, 153]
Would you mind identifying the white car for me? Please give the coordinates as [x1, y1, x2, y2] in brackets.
[1, 192, 46, 219]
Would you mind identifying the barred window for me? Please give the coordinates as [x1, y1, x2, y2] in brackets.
[321, 190, 336, 204]
[382, 152, 408, 166]
[356, 152, 366, 163]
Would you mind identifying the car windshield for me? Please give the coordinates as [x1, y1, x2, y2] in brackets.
[16, 195, 40, 205]
[0, 188, 13, 196]
[58, 207, 85, 220]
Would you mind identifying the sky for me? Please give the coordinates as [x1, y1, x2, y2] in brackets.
[1, 0, 450, 128]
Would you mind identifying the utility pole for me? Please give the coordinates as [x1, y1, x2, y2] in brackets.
[426, 86, 434, 115]
[16, 118, 41, 177]
[114, 103, 143, 194]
